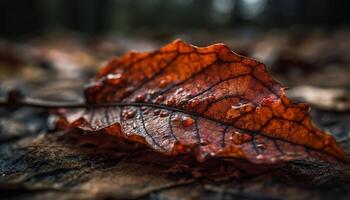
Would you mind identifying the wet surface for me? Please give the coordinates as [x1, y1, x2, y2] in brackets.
[0, 32, 350, 200]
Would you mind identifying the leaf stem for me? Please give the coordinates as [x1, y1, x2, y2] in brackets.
[0, 97, 88, 109]
[0, 89, 92, 109]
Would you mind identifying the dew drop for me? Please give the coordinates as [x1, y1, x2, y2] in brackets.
[172, 114, 181, 121]
[225, 103, 255, 120]
[175, 88, 184, 95]
[153, 109, 160, 115]
[207, 94, 215, 101]
[125, 87, 135, 96]
[147, 89, 155, 95]
[135, 94, 146, 102]
[226, 106, 241, 119]
[182, 116, 194, 127]
[160, 111, 169, 117]
[159, 79, 168, 88]
[187, 99, 200, 109]
[106, 73, 123, 85]
[269, 157, 277, 163]
[167, 97, 176, 106]
[140, 106, 147, 111]
[256, 154, 264, 160]
[256, 143, 266, 151]
[125, 110, 136, 119]
[154, 95, 165, 103]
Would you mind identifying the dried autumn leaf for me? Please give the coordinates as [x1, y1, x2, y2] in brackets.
[59, 40, 348, 164]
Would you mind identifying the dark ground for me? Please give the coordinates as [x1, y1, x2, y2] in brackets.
[0, 30, 350, 200]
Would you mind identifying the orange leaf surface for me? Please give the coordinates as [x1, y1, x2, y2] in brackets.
[59, 40, 349, 164]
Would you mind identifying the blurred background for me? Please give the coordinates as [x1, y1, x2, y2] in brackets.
[1, 0, 350, 38]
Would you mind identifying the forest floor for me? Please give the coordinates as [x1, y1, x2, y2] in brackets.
[0, 30, 350, 200]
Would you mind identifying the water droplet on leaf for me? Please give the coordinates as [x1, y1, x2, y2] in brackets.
[154, 95, 165, 103]
[160, 111, 169, 117]
[106, 73, 123, 85]
[148, 89, 155, 95]
[187, 99, 200, 109]
[256, 154, 264, 160]
[159, 79, 168, 88]
[226, 103, 255, 119]
[226, 106, 241, 119]
[182, 116, 194, 127]
[135, 94, 146, 102]
[172, 114, 181, 121]
[140, 106, 147, 111]
[125, 110, 136, 119]
[153, 109, 160, 115]
[125, 86, 135, 96]
[257, 143, 266, 151]
[167, 97, 176, 106]
[175, 88, 183, 94]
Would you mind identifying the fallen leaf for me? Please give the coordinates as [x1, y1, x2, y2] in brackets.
[59, 40, 349, 164]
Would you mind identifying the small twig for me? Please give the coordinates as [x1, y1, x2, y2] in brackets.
[0, 97, 87, 109]
[0, 89, 114, 109]
[0, 94, 89, 109]
[0, 89, 148, 110]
